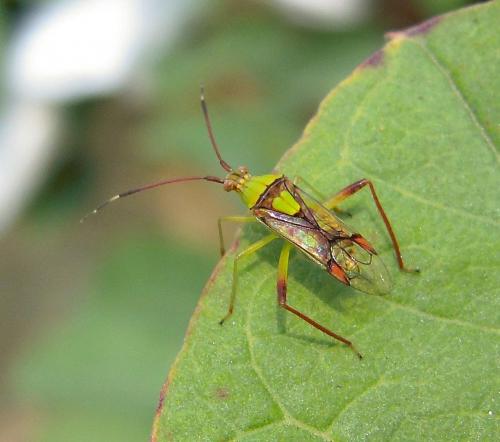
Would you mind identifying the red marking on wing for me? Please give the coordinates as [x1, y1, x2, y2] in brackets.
[329, 262, 350, 286]
[350, 233, 377, 255]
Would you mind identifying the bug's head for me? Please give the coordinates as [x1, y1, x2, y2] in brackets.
[223, 166, 260, 208]
[223, 166, 280, 209]
[223, 166, 251, 193]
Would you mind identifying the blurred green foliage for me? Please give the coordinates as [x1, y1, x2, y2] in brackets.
[13, 234, 212, 442]
[143, 15, 382, 173]
[415, 0, 470, 15]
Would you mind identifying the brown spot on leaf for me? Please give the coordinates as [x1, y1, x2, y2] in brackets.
[155, 382, 167, 414]
[215, 387, 230, 400]
[151, 379, 170, 442]
[405, 15, 442, 36]
[359, 49, 384, 69]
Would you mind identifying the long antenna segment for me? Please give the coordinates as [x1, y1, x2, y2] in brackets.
[200, 85, 233, 173]
[81, 87, 231, 223]
[80, 175, 223, 223]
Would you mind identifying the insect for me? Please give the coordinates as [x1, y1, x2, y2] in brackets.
[83, 88, 418, 359]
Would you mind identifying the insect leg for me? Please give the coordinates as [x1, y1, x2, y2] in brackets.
[293, 176, 351, 217]
[323, 179, 418, 272]
[293, 176, 326, 200]
[277, 242, 363, 359]
[220, 234, 278, 325]
[217, 216, 256, 256]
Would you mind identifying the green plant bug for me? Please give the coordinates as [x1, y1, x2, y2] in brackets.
[83, 87, 418, 359]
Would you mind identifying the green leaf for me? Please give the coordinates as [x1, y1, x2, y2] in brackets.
[153, 3, 500, 441]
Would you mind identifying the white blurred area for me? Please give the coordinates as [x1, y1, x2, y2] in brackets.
[0, 0, 198, 233]
[268, 0, 373, 29]
[0, 0, 370, 234]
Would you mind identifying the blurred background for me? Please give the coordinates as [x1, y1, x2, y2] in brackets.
[0, 0, 478, 440]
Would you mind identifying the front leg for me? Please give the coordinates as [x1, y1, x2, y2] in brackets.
[217, 215, 256, 256]
[220, 234, 278, 325]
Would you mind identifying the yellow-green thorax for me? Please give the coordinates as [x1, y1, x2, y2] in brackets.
[223, 166, 300, 215]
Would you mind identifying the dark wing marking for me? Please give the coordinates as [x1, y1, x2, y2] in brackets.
[293, 185, 392, 295]
[256, 208, 332, 268]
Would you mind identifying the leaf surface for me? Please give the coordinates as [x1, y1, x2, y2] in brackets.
[153, 4, 500, 440]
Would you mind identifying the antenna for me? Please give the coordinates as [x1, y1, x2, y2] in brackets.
[80, 175, 224, 223]
[81, 87, 231, 222]
[200, 85, 232, 173]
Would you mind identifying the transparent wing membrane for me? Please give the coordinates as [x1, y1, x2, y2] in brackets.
[332, 239, 391, 295]
[296, 186, 392, 295]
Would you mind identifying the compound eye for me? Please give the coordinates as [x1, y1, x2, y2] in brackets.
[237, 166, 248, 175]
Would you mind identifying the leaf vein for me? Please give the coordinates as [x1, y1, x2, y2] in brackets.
[325, 376, 394, 432]
[372, 295, 500, 335]
[349, 164, 500, 227]
[245, 272, 334, 441]
[411, 39, 499, 163]
[229, 419, 283, 441]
